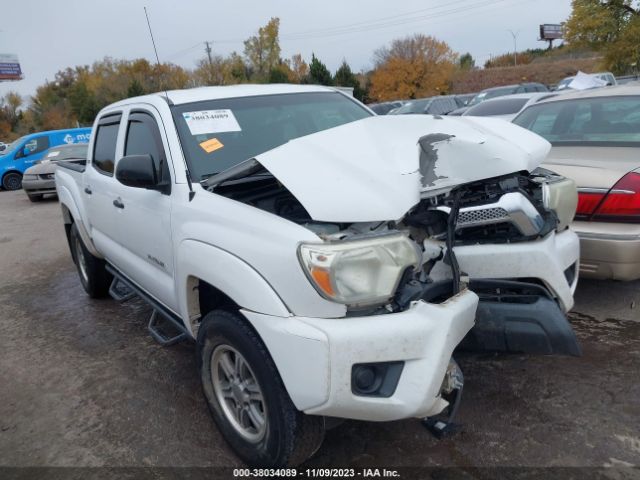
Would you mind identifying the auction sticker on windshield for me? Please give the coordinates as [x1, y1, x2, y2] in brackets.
[182, 110, 241, 135]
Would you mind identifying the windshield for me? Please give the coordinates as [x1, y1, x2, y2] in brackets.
[171, 92, 371, 180]
[465, 97, 530, 117]
[392, 99, 431, 115]
[43, 144, 88, 161]
[468, 86, 518, 106]
[513, 95, 640, 146]
[0, 135, 27, 156]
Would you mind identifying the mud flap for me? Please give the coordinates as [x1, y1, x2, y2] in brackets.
[460, 280, 582, 356]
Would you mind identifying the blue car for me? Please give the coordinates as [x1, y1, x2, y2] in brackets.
[0, 128, 91, 190]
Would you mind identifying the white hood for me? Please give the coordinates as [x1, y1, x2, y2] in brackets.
[255, 115, 550, 222]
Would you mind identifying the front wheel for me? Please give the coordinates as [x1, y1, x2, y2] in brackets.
[69, 223, 112, 298]
[197, 309, 325, 467]
[2, 172, 22, 191]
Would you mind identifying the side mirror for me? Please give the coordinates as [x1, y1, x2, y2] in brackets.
[21, 147, 31, 157]
[115, 154, 159, 189]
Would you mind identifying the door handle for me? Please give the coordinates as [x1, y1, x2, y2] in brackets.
[84, 187, 92, 195]
[113, 198, 125, 209]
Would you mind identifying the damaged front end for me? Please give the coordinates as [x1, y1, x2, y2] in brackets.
[205, 115, 580, 356]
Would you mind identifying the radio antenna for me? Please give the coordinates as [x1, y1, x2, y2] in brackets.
[144, 7, 196, 201]
[144, 7, 170, 103]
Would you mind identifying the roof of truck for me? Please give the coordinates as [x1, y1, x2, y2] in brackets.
[112, 84, 337, 107]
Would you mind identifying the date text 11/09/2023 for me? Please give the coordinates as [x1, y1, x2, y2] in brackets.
[233, 468, 401, 478]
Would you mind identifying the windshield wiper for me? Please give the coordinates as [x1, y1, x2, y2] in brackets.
[201, 158, 269, 190]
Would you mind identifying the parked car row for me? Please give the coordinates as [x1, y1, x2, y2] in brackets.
[370, 73, 622, 118]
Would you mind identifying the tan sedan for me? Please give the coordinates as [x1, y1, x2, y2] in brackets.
[513, 86, 640, 280]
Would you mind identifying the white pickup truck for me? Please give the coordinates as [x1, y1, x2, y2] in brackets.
[56, 85, 581, 467]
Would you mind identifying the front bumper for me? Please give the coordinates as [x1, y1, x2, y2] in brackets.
[573, 221, 640, 281]
[430, 229, 580, 312]
[242, 288, 478, 422]
[22, 178, 57, 195]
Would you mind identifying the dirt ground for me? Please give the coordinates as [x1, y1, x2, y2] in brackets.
[1, 189, 639, 472]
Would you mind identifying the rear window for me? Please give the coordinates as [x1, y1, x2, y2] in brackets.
[171, 92, 371, 180]
[513, 96, 640, 146]
[465, 97, 529, 116]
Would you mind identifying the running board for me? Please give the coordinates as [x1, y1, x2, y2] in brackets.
[106, 265, 190, 346]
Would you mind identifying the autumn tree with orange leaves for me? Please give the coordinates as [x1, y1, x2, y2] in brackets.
[369, 34, 458, 101]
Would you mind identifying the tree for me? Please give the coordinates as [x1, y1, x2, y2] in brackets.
[369, 34, 458, 101]
[286, 54, 309, 83]
[459, 52, 476, 70]
[333, 60, 365, 100]
[243, 17, 282, 81]
[268, 65, 291, 83]
[127, 79, 146, 97]
[308, 54, 333, 85]
[565, 0, 640, 73]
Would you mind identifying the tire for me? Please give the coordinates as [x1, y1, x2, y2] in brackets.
[27, 193, 43, 202]
[197, 309, 325, 467]
[2, 172, 22, 191]
[69, 223, 112, 298]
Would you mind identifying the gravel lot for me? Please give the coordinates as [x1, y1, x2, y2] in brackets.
[1, 189, 639, 471]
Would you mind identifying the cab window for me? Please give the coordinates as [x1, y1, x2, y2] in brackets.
[93, 114, 121, 175]
[124, 111, 170, 185]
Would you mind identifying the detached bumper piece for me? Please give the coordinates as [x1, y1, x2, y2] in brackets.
[423, 359, 464, 439]
[461, 279, 582, 356]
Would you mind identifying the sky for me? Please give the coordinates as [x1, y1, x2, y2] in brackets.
[0, 0, 572, 100]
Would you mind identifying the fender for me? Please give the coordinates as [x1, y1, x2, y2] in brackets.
[176, 239, 291, 333]
[56, 181, 102, 258]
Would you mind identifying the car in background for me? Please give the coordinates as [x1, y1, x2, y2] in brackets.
[389, 95, 459, 115]
[463, 92, 558, 121]
[513, 85, 640, 280]
[454, 93, 477, 108]
[22, 144, 88, 202]
[368, 101, 404, 115]
[449, 83, 550, 116]
[0, 127, 91, 191]
[0, 142, 7, 153]
[556, 72, 617, 91]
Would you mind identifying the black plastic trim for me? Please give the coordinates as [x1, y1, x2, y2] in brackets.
[461, 279, 581, 356]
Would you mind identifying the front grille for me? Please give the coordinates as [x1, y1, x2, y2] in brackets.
[457, 207, 509, 228]
[39, 174, 54, 180]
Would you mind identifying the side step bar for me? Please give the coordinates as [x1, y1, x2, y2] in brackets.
[106, 265, 190, 346]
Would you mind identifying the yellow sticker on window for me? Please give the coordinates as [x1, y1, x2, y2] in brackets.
[199, 137, 224, 153]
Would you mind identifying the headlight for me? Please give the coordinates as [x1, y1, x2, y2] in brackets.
[22, 174, 38, 181]
[542, 177, 578, 231]
[298, 233, 421, 307]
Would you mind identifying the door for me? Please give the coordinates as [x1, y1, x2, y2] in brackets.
[109, 108, 176, 310]
[84, 113, 123, 262]
[15, 134, 50, 171]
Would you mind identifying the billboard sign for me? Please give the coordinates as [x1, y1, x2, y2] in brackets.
[540, 24, 564, 40]
[0, 54, 23, 80]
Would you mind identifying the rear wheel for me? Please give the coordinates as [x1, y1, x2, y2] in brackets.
[2, 172, 22, 191]
[197, 309, 325, 467]
[69, 223, 112, 298]
[27, 193, 43, 202]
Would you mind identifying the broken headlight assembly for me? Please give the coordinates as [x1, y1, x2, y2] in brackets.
[298, 233, 421, 308]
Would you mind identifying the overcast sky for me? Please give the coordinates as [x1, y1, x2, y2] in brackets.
[0, 0, 571, 100]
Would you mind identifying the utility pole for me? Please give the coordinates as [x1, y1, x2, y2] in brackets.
[507, 30, 520, 66]
[205, 41, 214, 84]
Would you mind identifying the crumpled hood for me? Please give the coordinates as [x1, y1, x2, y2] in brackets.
[255, 115, 550, 222]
